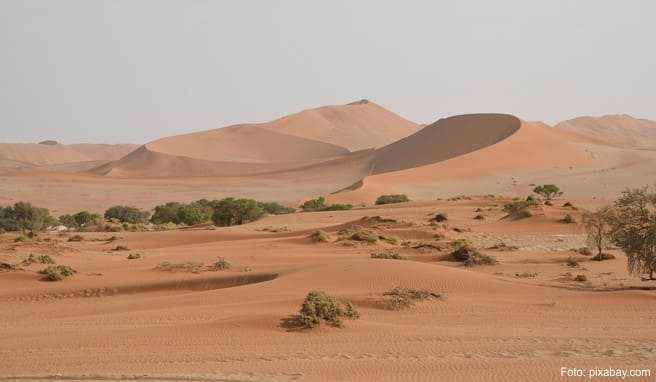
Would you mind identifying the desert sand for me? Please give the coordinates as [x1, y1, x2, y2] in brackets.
[1, 102, 656, 381]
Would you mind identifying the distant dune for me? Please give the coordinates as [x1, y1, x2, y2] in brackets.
[0, 142, 137, 170]
[555, 114, 656, 149]
[94, 100, 418, 178]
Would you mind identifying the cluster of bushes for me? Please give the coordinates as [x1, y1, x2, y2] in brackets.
[301, 197, 352, 212]
[375, 194, 410, 205]
[0, 202, 57, 232]
[59, 211, 102, 229]
[104, 205, 151, 224]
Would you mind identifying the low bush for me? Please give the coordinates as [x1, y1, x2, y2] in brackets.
[375, 194, 410, 205]
[22, 254, 55, 266]
[339, 226, 378, 243]
[591, 253, 615, 261]
[126, 253, 142, 260]
[209, 258, 231, 270]
[258, 202, 295, 215]
[14, 235, 29, 242]
[383, 287, 440, 310]
[502, 200, 534, 219]
[39, 265, 76, 281]
[308, 230, 330, 243]
[370, 251, 404, 260]
[155, 261, 204, 273]
[574, 274, 587, 282]
[473, 214, 485, 220]
[449, 239, 497, 266]
[298, 291, 359, 328]
[301, 197, 352, 212]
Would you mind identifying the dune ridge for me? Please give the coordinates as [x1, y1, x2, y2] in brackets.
[555, 114, 656, 149]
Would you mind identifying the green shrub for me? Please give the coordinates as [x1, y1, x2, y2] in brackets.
[258, 202, 295, 215]
[298, 291, 359, 328]
[104, 205, 150, 224]
[375, 194, 410, 205]
[39, 265, 76, 281]
[308, 230, 330, 243]
[211, 197, 265, 226]
[321, 203, 353, 211]
[176, 202, 213, 225]
[301, 197, 327, 212]
[150, 202, 183, 224]
[0, 202, 56, 232]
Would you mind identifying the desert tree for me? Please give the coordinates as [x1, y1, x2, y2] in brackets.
[582, 206, 614, 257]
[607, 187, 656, 280]
[533, 184, 563, 201]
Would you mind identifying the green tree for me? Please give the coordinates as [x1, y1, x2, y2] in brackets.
[104, 205, 150, 224]
[606, 187, 656, 280]
[582, 207, 614, 257]
[0, 202, 55, 232]
[532, 184, 563, 201]
[301, 197, 327, 212]
[211, 198, 264, 226]
[150, 202, 183, 224]
[176, 202, 213, 225]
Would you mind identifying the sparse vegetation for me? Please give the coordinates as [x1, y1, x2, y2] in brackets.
[473, 214, 485, 220]
[515, 272, 538, 278]
[308, 230, 330, 242]
[209, 258, 231, 270]
[449, 239, 497, 266]
[301, 197, 352, 212]
[155, 261, 204, 273]
[39, 265, 76, 281]
[502, 200, 535, 219]
[127, 253, 142, 260]
[375, 194, 410, 205]
[382, 287, 440, 310]
[257, 202, 295, 215]
[533, 184, 563, 201]
[59, 211, 102, 229]
[113, 245, 130, 251]
[297, 290, 359, 328]
[22, 254, 55, 266]
[339, 226, 378, 243]
[487, 242, 519, 251]
[573, 274, 588, 282]
[370, 251, 404, 260]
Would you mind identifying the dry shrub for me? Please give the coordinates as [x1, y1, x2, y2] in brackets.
[297, 291, 359, 328]
[383, 287, 441, 310]
[308, 230, 330, 243]
[39, 265, 76, 281]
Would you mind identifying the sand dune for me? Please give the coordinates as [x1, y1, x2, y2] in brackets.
[0, 142, 137, 170]
[555, 114, 656, 149]
[371, 113, 521, 174]
[258, 99, 420, 151]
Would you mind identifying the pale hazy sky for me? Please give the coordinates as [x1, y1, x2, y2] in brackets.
[1, 0, 654, 144]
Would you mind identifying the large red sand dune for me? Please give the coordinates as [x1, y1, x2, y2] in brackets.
[0, 142, 137, 170]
